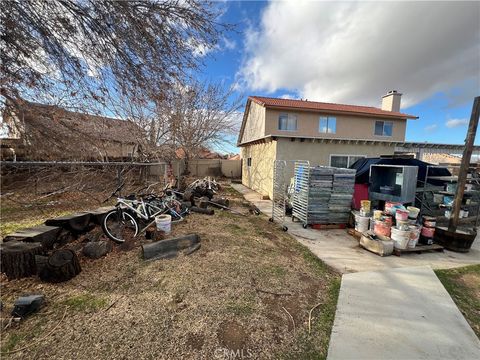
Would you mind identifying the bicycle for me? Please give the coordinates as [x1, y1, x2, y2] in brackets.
[102, 184, 188, 243]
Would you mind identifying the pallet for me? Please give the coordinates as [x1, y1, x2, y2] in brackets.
[347, 228, 362, 240]
[393, 244, 444, 256]
[311, 223, 347, 230]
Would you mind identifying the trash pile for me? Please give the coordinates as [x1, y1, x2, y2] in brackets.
[353, 200, 439, 256]
[182, 177, 221, 201]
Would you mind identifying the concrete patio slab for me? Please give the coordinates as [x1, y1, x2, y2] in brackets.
[232, 183, 480, 273]
[327, 266, 480, 360]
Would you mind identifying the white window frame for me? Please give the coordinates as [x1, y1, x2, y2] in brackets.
[278, 113, 298, 131]
[329, 154, 366, 168]
[319, 116, 336, 134]
[374, 120, 393, 137]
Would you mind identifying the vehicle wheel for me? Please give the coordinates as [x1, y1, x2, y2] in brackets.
[269, 218, 274, 222]
[102, 210, 138, 243]
[302, 223, 308, 229]
[282, 226, 288, 232]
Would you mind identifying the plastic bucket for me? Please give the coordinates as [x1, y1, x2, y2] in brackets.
[354, 213, 370, 233]
[422, 216, 436, 228]
[391, 227, 410, 249]
[360, 200, 371, 215]
[395, 209, 409, 222]
[155, 214, 172, 234]
[374, 220, 391, 237]
[406, 206, 420, 219]
[373, 210, 383, 220]
[396, 220, 409, 229]
[408, 225, 421, 248]
[385, 201, 402, 215]
[383, 214, 393, 226]
[421, 226, 435, 238]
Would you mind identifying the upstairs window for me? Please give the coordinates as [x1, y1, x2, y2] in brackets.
[374, 121, 393, 136]
[319, 116, 336, 133]
[278, 113, 297, 131]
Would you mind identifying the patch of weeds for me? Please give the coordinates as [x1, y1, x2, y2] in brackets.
[266, 265, 288, 277]
[222, 185, 242, 197]
[277, 277, 341, 360]
[295, 243, 331, 277]
[225, 299, 255, 316]
[217, 209, 235, 219]
[226, 223, 244, 235]
[62, 294, 107, 312]
[1, 333, 24, 353]
[435, 265, 480, 337]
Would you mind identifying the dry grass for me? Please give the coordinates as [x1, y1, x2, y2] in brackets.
[0, 184, 340, 359]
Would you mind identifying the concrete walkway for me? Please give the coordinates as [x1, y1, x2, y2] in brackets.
[328, 266, 480, 360]
[231, 183, 480, 274]
[232, 183, 480, 359]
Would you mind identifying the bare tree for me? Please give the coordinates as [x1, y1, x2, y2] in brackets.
[1, 0, 227, 137]
[159, 81, 243, 166]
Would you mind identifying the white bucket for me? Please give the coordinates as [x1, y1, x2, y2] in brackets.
[408, 225, 421, 248]
[406, 206, 420, 219]
[155, 214, 172, 234]
[354, 213, 370, 233]
[391, 227, 410, 249]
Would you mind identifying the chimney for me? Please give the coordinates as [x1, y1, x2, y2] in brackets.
[381, 90, 402, 112]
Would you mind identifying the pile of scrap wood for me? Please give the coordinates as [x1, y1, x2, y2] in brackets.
[182, 177, 220, 201]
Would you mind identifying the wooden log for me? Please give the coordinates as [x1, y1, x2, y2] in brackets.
[88, 207, 115, 225]
[3, 225, 61, 248]
[142, 234, 200, 260]
[209, 197, 230, 208]
[190, 207, 214, 215]
[82, 241, 112, 259]
[45, 212, 92, 233]
[0, 241, 45, 279]
[39, 249, 81, 283]
[35, 255, 48, 275]
[449, 96, 480, 232]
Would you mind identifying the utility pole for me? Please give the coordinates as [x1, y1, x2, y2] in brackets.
[448, 97, 480, 232]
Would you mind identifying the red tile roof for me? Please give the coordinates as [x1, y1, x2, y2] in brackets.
[249, 96, 418, 119]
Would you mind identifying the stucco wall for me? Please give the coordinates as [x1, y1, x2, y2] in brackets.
[241, 140, 277, 198]
[275, 138, 395, 180]
[241, 101, 266, 143]
[221, 160, 242, 178]
[240, 138, 396, 198]
[275, 138, 395, 166]
[264, 108, 407, 142]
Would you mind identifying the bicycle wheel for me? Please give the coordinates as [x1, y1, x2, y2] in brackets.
[102, 209, 138, 243]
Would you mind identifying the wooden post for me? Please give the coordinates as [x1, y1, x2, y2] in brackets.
[448, 97, 480, 232]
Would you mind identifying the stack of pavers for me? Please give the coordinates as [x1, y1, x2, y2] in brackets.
[329, 168, 356, 223]
[306, 167, 334, 224]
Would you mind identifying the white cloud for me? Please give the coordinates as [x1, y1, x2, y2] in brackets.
[279, 93, 299, 100]
[238, 1, 480, 109]
[223, 37, 237, 51]
[446, 118, 469, 128]
[424, 124, 438, 132]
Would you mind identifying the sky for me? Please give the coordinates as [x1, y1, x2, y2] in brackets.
[198, 0, 480, 153]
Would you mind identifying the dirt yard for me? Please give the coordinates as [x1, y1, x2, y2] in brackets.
[435, 264, 480, 338]
[0, 184, 340, 359]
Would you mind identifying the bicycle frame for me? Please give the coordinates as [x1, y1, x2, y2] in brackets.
[115, 197, 185, 234]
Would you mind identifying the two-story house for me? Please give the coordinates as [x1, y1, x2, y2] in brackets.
[237, 91, 418, 198]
